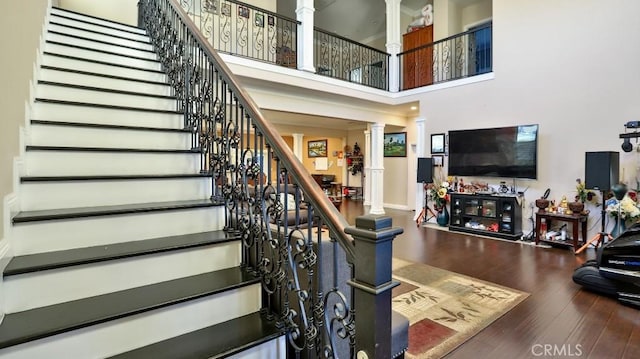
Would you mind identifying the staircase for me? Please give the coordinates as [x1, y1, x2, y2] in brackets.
[0, 7, 284, 358]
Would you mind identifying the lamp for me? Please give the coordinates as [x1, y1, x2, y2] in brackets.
[622, 137, 633, 152]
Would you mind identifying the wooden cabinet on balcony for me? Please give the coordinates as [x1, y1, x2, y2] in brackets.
[402, 25, 433, 90]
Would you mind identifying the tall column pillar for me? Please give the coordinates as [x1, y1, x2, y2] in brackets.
[385, 0, 402, 92]
[292, 133, 304, 161]
[341, 137, 348, 187]
[413, 118, 427, 221]
[369, 123, 385, 215]
[296, 0, 315, 72]
[363, 130, 371, 206]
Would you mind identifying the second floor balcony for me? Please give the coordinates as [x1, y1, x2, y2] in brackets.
[177, 0, 492, 92]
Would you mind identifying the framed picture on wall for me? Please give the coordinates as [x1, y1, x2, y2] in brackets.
[383, 132, 407, 157]
[432, 155, 444, 167]
[255, 13, 264, 27]
[308, 139, 328, 157]
[431, 133, 445, 154]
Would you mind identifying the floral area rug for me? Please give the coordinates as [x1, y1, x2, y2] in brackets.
[392, 258, 529, 358]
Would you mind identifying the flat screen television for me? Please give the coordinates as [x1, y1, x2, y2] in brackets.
[448, 124, 538, 179]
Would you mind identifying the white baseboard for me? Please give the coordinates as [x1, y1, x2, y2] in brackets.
[384, 203, 410, 211]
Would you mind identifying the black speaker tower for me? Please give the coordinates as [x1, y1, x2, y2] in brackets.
[417, 157, 433, 183]
[585, 151, 619, 190]
[415, 157, 436, 226]
[577, 151, 620, 253]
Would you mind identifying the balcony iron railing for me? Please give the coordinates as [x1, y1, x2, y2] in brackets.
[314, 27, 390, 90]
[178, 0, 299, 68]
[399, 23, 492, 90]
[171, 0, 490, 92]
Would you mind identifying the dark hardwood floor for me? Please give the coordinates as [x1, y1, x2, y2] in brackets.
[338, 199, 640, 358]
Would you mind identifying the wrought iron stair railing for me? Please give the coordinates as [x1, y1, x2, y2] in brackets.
[138, 0, 383, 357]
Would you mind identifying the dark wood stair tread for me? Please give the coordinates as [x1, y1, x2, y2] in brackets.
[48, 21, 152, 45]
[46, 40, 159, 63]
[47, 30, 156, 53]
[21, 173, 209, 182]
[40, 65, 168, 85]
[12, 199, 222, 224]
[4, 230, 238, 276]
[110, 312, 282, 359]
[52, 7, 147, 34]
[35, 98, 182, 113]
[30, 120, 191, 133]
[38, 80, 175, 99]
[25, 145, 199, 153]
[43, 52, 165, 74]
[0, 267, 258, 350]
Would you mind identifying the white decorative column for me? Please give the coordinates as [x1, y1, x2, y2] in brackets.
[341, 137, 348, 187]
[363, 130, 372, 206]
[385, 0, 402, 92]
[413, 118, 427, 221]
[296, 0, 315, 72]
[292, 133, 304, 161]
[369, 123, 385, 214]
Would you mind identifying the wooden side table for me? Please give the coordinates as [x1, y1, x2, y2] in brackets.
[535, 211, 588, 254]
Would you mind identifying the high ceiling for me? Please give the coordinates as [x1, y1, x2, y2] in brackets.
[277, 0, 431, 43]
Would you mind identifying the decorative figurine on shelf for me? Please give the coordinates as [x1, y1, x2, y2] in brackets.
[406, 4, 433, 32]
[558, 196, 569, 214]
[353, 142, 361, 156]
[459, 178, 464, 193]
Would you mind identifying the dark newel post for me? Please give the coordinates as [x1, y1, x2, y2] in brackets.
[345, 215, 403, 359]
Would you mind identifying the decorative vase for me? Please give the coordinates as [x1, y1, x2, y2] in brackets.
[611, 218, 627, 238]
[436, 206, 450, 227]
[535, 199, 549, 212]
[568, 202, 584, 214]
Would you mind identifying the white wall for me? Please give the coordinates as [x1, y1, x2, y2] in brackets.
[416, 0, 640, 237]
[461, 0, 492, 31]
[434, 0, 491, 39]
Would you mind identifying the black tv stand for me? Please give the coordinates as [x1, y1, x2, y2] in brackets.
[449, 193, 523, 240]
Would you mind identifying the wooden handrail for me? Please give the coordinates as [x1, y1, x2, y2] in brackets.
[166, 0, 356, 262]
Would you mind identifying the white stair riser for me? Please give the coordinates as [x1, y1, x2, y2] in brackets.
[0, 284, 260, 359]
[40, 68, 171, 96]
[46, 32, 157, 60]
[45, 42, 162, 71]
[12, 206, 225, 255]
[42, 54, 166, 82]
[229, 337, 286, 359]
[29, 125, 190, 150]
[20, 178, 211, 211]
[32, 102, 182, 128]
[36, 84, 176, 111]
[48, 23, 154, 51]
[26, 151, 201, 176]
[4, 241, 241, 312]
[51, 9, 147, 36]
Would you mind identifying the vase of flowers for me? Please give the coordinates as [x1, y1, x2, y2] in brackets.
[570, 178, 593, 214]
[426, 178, 451, 226]
[605, 191, 640, 236]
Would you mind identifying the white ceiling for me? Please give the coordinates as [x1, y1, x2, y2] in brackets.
[277, 0, 431, 43]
